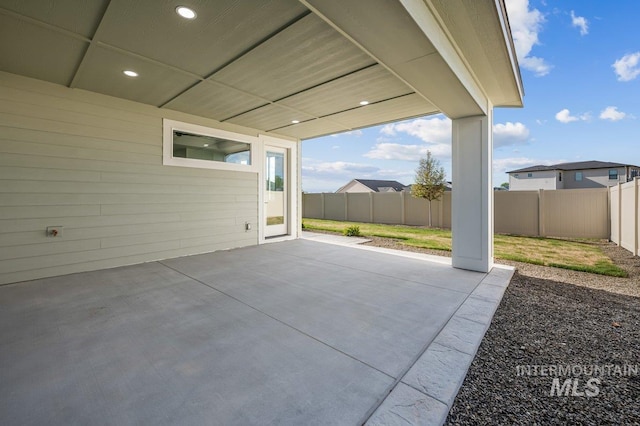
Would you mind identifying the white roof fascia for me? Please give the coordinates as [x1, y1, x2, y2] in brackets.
[400, 0, 488, 116]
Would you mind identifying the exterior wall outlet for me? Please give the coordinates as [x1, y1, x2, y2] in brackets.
[245, 222, 251, 231]
[46, 226, 63, 237]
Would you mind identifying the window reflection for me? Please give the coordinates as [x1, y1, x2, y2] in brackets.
[173, 131, 251, 165]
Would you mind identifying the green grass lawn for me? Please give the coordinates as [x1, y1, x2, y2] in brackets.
[302, 218, 627, 277]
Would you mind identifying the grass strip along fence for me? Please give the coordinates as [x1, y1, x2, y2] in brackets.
[303, 219, 627, 277]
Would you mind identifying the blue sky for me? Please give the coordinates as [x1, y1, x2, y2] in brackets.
[301, 0, 640, 192]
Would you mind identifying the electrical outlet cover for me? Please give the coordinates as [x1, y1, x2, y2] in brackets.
[46, 226, 63, 237]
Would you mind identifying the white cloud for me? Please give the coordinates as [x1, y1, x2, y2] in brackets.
[374, 118, 530, 158]
[520, 56, 552, 77]
[372, 116, 452, 161]
[364, 143, 450, 161]
[599, 106, 627, 121]
[505, 0, 552, 76]
[613, 52, 640, 82]
[380, 116, 451, 144]
[570, 11, 589, 35]
[555, 109, 577, 123]
[302, 159, 379, 177]
[555, 108, 590, 123]
[493, 122, 530, 147]
[380, 125, 395, 136]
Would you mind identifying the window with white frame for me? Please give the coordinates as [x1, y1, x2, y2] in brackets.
[575, 171, 583, 181]
[609, 169, 618, 180]
[163, 119, 258, 172]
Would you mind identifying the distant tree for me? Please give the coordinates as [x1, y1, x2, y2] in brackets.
[274, 175, 284, 191]
[500, 182, 510, 190]
[411, 151, 447, 227]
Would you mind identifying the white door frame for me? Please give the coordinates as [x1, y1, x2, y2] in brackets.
[258, 135, 299, 243]
[264, 146, 288, 237]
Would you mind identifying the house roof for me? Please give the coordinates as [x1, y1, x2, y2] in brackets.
[0, 0, 523, 140]
[508, 161, 639, 174]
[347, 179, 407, 192]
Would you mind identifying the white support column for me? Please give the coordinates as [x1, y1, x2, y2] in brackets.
[451, 109, 493, 272]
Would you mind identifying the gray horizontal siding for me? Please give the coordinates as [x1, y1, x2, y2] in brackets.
[0, 71, 261, 285]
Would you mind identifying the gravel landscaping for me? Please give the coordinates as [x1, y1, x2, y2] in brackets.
[362, 236, 640, 424]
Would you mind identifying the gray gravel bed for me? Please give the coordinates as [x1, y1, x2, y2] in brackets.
[445, 271, 640, 425]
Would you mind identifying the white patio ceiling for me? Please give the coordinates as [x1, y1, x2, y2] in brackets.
[0, 0, 522, 140]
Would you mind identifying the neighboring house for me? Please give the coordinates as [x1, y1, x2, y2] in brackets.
[508, 161, 640, 191]
[336, 179, 407, 193]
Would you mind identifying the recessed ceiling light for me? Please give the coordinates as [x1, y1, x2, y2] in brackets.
[291, 120, 300, 124]
[123, 70, 138, 77]
[176, 6, 197, 19]
[359, 100, 369, 106]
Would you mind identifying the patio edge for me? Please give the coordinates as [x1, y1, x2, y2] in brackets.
[365, 265, 515, 426]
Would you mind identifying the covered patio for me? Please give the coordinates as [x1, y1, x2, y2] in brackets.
[0, 236, 512, 425]
[0, 0, 523, 285]
[1, 1, 522, 424]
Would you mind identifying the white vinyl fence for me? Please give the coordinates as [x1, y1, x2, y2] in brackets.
[303, 188, 610, 239]
[610, 179, 640, 256]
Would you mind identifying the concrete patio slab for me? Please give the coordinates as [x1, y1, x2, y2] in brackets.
[301, 231, 453, 267]
[366, 383, 449, 426]
[366, 265, 514, 425]
[300, 231, 371, 246]
[0, 238, 513, 425]
[401, 342, 474, 409]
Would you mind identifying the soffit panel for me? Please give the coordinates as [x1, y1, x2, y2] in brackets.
[327, 94, 438, 129]
[226, 104, 315, 132]
[304, 0, 494, 118]
[277, 65, 414, 117]
[0, 1, 497, 139]
[211, 13, 375, 101]
[0, 0, 109, 38]
[163, 81, 267, 122]
[394, 53, 483, 118]
[0, 14, 87, 86]
[430, 0, 522, 107]
[73, 46, 199, 107]
[97, 0, 308, 77]
[270, 118, 349, 140]
[303, 0, 437, 67]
